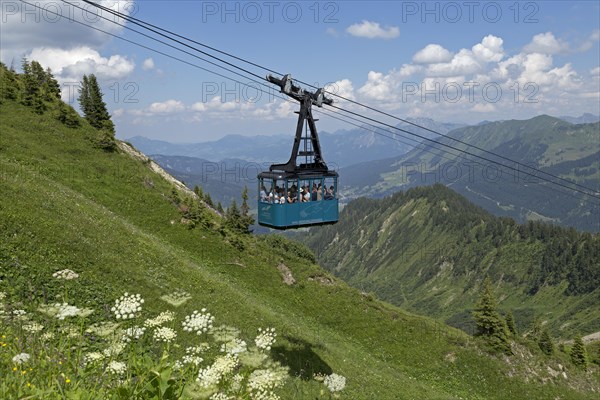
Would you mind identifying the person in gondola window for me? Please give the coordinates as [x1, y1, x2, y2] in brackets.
[260, 185, 268, 202]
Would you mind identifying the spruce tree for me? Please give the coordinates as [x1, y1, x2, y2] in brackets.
[193, 185, 204, 200]
[21, 58, 38, 107]
[570, 335, 588, 370]
[78, 75, 91, 117]
[538, 329, 554, 355]
[204, 193, 214, 208]
[0, 62, 18, 100]
[44, 67, 61, 100]
[505, 311, 517, 336]
[472, 277, 511, 354]
[225, 199, 242, 232]
[57, 102, 81, 128]
[239, 186, 254, 233]
[216, 202, 224, 214]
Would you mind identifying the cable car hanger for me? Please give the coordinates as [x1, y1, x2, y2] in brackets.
[266, 74, 333, 174]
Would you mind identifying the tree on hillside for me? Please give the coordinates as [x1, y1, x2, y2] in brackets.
[472, 277, 511, 354]
[570, 335, 588, 370]
[0, 62, 19, 101]
[505, 311, 517, 336]
[78, 74, 116, 150]
[78, 74, 114, 131]
[21, 58, 46, 114]
[239, 186, 254, 234]
[538, 328, 554, 355]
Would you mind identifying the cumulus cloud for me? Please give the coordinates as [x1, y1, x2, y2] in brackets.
[148, 100, 185, 114]
[1, 0, 137, 64]
[523, 32, 569, 55]
[413, 44, 453, 64]
[27, 46, 135, 82]
[326, 79, 355, 100]
[346, 20, 399, 39]
[142, 58, 155, 70]
[350, 32, 595, 122]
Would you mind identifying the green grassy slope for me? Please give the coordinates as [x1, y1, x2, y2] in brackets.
[1, 96, 598, 398]
[301, 185, 600, 340]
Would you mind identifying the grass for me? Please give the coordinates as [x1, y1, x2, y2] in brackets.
[0, 98, 599, 399]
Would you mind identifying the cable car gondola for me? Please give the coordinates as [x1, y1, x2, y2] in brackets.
[257, 74, 338, 229]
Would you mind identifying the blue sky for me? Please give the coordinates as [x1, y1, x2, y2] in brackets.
[2, 1, 599, 141]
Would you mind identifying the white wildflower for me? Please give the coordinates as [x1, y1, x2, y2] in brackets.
[54, 303, 81, 320]
[23, 322, 44, 333]
[181, 354, 204, 366]
[197, 354, 238, 388]
[182, 309, 214, 334]
[255, 328, 276, 351]
[144, 311, 175, 328]
[41, 332, 55, 341]
[84, 352, 105, 365]
[248, 368, 286, 393]
[12, 309, 27, 317]
[106, 360, 127, 375]
[122, 326, 146, 342]
[0, 291, 6, 300]
[154, 326, 177, 343]
[220, 338, 247, 355]
[52, 269, 79, 280]
[186, 343, 210, 354]
[160, 290, 192, 307]
[86, 321, 120, 337]
[103, 342, 126, 357]
[210, 393, 230, 400]
[12, 353, 31, 364]
[323, 373, 346, 392]
[111, 293, 143, 320]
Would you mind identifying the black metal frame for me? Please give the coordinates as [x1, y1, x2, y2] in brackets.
[266, 74, 333, 174]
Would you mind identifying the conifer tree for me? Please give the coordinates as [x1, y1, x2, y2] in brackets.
[21, 58, 44, 112]
[0, 62, 18, 101]
[239, 186, 254, 233]
[44, 67, 61, 100]
[57, 102, 81, 128]
[225, 199, 242, 232]
[472, 277, 511, 354]
[216, 202, 224, 214]
[538, 329, 554, 355]
[193, 185, 204, 200]
[204, 193, 214, 208]
[570, 335, 588, 369]
[505, 311, 517, 336]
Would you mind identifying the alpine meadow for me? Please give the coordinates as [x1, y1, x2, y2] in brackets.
[2, 1, 600, 399]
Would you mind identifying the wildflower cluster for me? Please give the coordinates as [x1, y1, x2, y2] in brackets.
[52, 269, 79, 280]
[12, 353, 31, 364]
[54, 303, 82, 320]
[255, 328, 277, 351]
[144, 310, 175, 327]
[1, 274, 350, 399]
[220, 338, 247, 355]
[182, 309, 214, 334]
[323, 373, 346, 392]
[197, 354, 238, 388]
[154, 326, 177, 343]
[122, 326, 146, 342]
[106, 360, 127, 375]
[111, 293, 144, 320]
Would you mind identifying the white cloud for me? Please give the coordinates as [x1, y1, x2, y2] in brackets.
[591, 66, 600, 76]
[142, 58, 155, 70]
[326, 79, 355, 100]
[1, 0, 136, 64]
[427, 49, 481, 77]
[27, 46, 135, 81]
[413, 44, 453, 64]
[523, 32, 569, 55]
[346, 21, 399, 39]
[148, 100, 185, 114]
[472, 35, 504, 62]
